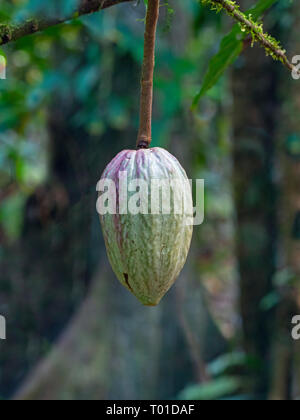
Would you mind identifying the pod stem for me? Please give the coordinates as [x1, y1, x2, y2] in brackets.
[137, 0, 160, 149]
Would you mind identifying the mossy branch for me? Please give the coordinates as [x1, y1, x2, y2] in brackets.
[0, 0, 133, 46]
[201, 0, 300, 75]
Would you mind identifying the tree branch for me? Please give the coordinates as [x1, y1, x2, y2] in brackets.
[0, 0, 134, 46]
[202, 0, 300, 76]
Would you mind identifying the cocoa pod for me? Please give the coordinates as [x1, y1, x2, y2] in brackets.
[98, 147, 193, 306]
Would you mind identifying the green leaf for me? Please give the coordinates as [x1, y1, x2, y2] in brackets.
[260, 291, 280, 311]
[208, 352, 248, 376]
[248, 0, 279, 20]
[178, 376, 241, 400]
[192, 0, 279, 105]
[0, 193, 26, 242]
[192, 27, 242, 108]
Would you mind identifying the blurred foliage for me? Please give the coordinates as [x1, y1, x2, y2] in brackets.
[178, 350, 264, 400]
[179, 376, 242, 400]
[0, 0, 240, 399]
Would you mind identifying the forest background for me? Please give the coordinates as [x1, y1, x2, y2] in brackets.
[0, 0, 299, 400]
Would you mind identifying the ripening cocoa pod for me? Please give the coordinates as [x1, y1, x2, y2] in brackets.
[98, 147, 193, 306]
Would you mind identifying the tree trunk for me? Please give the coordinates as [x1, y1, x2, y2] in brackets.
[269, 2, 300, 400]
[14, 253, 226, 400]
[232, 0, 279, 396]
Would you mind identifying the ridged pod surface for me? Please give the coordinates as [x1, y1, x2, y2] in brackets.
[98, 147, 193, 306]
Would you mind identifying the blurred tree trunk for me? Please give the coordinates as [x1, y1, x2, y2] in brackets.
[14, 255, 225, 400]
[13, 260, 165, 400]
[269, 3, 300, 400]
[232, 0, 278, 396]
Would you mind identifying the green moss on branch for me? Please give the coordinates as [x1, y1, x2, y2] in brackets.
[201, 0, 299, 75]
[0, 0, 133, 46]
[0, 24, 13, 44]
